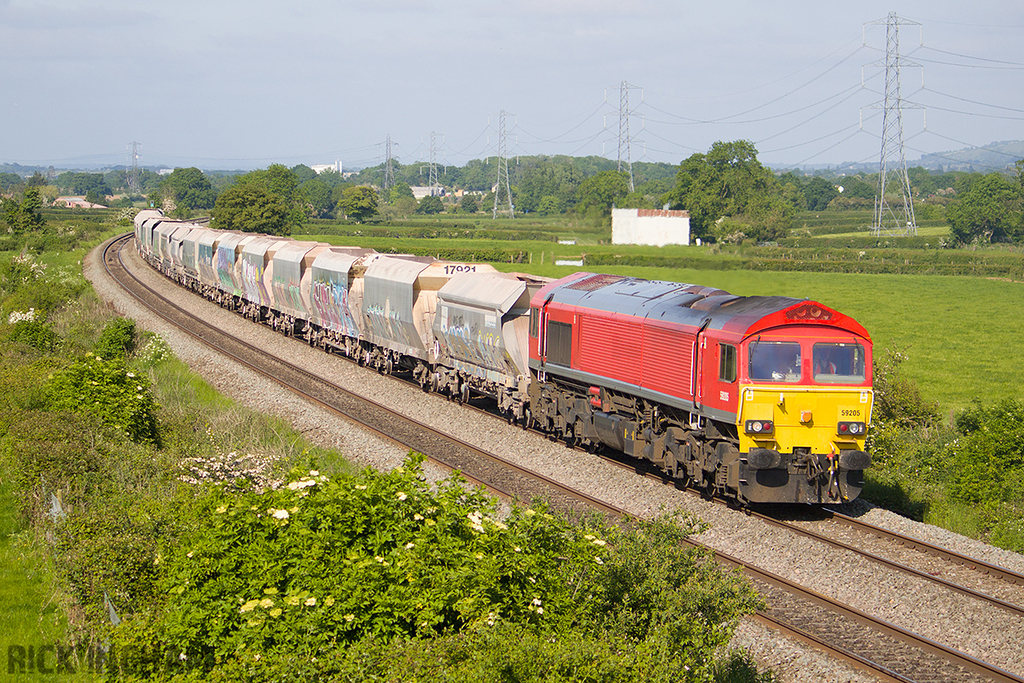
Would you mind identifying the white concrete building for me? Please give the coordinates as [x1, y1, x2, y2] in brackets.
[611, 208, 691, 247]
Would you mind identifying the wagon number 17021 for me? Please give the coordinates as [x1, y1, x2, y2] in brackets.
[444, 265, 477, 274]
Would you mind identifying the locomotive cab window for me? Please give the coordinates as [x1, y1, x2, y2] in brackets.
[529, 307, 539, 338]
[748, 340, 802, 383]
[719, 343, 737, 383]
[813, 342, 866, 383]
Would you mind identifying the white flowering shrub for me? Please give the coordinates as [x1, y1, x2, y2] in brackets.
[108, 455, 763, 681]
[135, 334, 173, 368]
[8, 308, 37, 324]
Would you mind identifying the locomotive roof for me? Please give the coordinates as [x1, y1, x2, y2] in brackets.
[536, 273, 870, 340]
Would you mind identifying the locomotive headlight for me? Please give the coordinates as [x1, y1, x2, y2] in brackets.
[838, 421, 866, 436]
[745, 420, 773, 435]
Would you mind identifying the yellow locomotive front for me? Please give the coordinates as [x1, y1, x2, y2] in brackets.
[735, 330, 873, 503]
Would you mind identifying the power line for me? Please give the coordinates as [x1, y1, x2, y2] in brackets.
[914, 45, 1024, 68]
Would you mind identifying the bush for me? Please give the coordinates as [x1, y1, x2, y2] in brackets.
[7, 318, 59, 352]
[943, 399, 1024, 506]
[46, 354, 159, 445]
[94, 316, 137, 360]
[54, 497, 167, 628]
[870, 346, 939, 429]
[0, 410, 104, 518]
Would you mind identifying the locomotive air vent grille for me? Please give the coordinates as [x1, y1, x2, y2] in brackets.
[565, 273, 625, 292]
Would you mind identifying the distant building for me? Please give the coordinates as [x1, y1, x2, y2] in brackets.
[410, 186, 444, 200]
[55, 196, 106, 209]
[311, 161, 342, 174]
[611, 208, 691, 247]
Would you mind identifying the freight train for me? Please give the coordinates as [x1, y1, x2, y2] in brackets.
[133, 209, 873, 504]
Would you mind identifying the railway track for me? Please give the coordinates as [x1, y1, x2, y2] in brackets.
[101, 233, 1024, 683]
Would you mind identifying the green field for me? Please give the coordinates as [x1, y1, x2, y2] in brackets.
[305, 231, 1021, 415]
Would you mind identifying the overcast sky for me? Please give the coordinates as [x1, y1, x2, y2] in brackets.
[1, 0, 1022, 172]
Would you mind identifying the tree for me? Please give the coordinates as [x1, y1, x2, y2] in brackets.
[389, 183, 414, 203]
[947, 172, 1023, 244]
[458, 194, 480, 214]
[1, 188, 45, 234]
[160, 167, 215, 218]
[666, 140, 793, 242]
[290, 164, 317, 184]
[537, 195, 560, 216]
[56, 172, 111, 199]
[337, 186, 379, 221]
[574, 170, 630, 214]
[236, 164, 307, 226]
[84, 188, 109, 207]
[803, 177, 839, 211]
[212, 184, 291, 236]
[416, 194, 444, 215]
[0, 173, 22, 192]
[301, 178, 335, 219]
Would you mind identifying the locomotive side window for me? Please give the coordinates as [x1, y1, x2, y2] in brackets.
[529, 307, 539, 338]
[813, 342, 866, 383]
[719, 343, 737, 383]
[748, 341, 801, 382]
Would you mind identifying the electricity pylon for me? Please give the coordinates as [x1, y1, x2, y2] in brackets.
[616, 81, 641, 193]
[127, 142, 141, 195]
[429, 131, 441, 196]
[868, 13, 920, 237]
[380, 135, 395, 204]
[492, 111, 514, 219]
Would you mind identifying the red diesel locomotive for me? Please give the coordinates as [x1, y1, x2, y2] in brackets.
[526, 273, 873, 504]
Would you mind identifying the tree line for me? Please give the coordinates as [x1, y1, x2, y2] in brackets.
[3, 143, 1022, 245]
